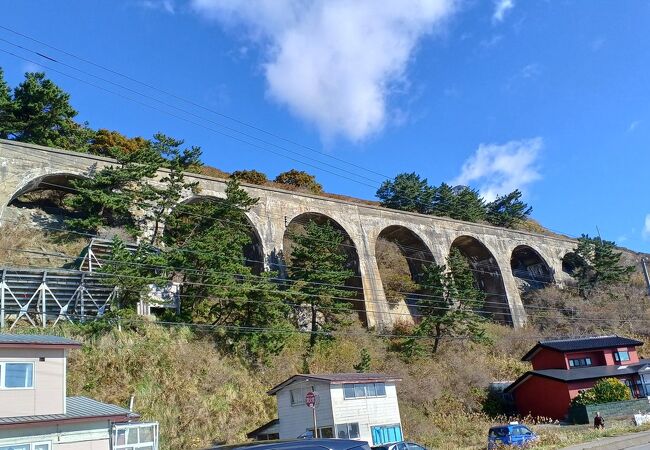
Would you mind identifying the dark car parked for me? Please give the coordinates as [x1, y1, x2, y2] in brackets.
[371, 442, 428, 450]
[208, 439, 372, 450]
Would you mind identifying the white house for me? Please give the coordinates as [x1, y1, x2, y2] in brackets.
[249, 373, 403, 446]
[0, 334, 158, 450]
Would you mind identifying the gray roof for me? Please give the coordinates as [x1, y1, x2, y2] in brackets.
[506, 358, 650, 393]
[0, 396, 137, 427]
[267, 373, 401, 395]
[522, 335, 643, 361]
[0, 334, 81, 347]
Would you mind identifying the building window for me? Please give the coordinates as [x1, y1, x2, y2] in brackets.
[307, 426, 334, 438]
[336, 423, 360, 439]
[112, 422, 159, 450]
[614, 351, 630, 362]
[343, 382, 386, 399]
[0, 443, 50, 450]
[0, 362, 34, 389]
[290, 386, 316, 406]
[568, 358, 592, 368]
[370, 424, 403, 445]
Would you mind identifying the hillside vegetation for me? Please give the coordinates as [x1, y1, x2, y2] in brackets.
[6, 317, 643, 450]
[3, 66, 650, 450]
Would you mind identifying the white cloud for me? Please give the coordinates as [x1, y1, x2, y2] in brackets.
[643, 214, 650, 240]
[190, 0, 456, 141]
[451, 137, 543, 201]
[492, 0, 514, 23]
[628, 120, 641, 133]
[139, 0, 175, 14]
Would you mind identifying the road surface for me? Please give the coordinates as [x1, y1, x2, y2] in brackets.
[562, 430, 650, 449]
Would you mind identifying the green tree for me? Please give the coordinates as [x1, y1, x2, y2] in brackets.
[144, 133, 202, 246]
[570, 235, 635, 296]
[353, 348, 372, 373]
[572, 378, 631, 406]
[376, 172, 435, 214]
[0, 68, 13, 139]
[99, 237, 169, 309]
[405, 247, 487, 355]
[231, 169, 268, 185]
[274, 169, 323, 194]
[7, 72, 93, 151]
[430, 183, 486, 222]
[486, 190, 532, 228]
[164, 180, 291, 361]
[64, 144, 163, 234]
[287, 220, 355, 348]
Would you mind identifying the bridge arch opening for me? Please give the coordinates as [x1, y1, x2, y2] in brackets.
[282, 212, 365, 323]
[562, 252, 581, 277]
[450, 235, 512, 325]
[6, 172, 87, 224]
[510, 245, 554, 289]
[164, 196, 265, 275]
[375, 225, 435, 319]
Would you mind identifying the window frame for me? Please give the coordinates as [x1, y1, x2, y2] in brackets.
[615, 351, 630, 362]
[112, 422, 159, 450]
[0, 442, 51, 450]
[336, 422, 360, 439]
[343, 382, 387, 399]
[0, 361, 35, 390]
[568, 357, 592, 368]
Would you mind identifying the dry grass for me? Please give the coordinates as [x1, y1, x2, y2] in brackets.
[0, 224, 88, 269]
[4, 316, 647, 450]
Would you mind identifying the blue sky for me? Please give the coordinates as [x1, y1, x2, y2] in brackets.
[1, 0, 649, 252]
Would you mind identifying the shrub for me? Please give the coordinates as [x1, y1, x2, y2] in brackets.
[231, 169, 268, 185]
[274, 169, 323, 194]
[572, 378, 632, 406]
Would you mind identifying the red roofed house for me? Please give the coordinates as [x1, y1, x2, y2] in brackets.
[0, 334, 158, 450]
[505, 335, 650, 420]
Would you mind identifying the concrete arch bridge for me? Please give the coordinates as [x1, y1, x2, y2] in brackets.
[0, 139, 576, 328]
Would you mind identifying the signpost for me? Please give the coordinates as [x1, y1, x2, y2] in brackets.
[306, 390, 318, 438]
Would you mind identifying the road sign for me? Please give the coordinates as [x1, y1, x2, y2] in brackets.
[305, 391, 317, 408]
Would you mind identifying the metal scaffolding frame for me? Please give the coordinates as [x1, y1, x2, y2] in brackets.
[0, 268, 116, 329]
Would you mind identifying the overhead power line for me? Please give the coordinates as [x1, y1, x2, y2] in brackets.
[0, 24, 392, 181]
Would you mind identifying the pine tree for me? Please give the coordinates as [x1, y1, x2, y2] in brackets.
[571, 234, 635, 296]
[430, 183, 486, 222]
[164, 180, 291, 361]
[486, 190, 532, 228]
[405, 247, 487, 355]
[9, 72, 93, 150]
[0, 68, 14, 139]
[376, 172, 435, 214]
[287, 220, 355, 348]
[144, 133, 202, 246]
[64, 144, 163, 234]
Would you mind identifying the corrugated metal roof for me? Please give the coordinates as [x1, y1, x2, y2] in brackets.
[267, 373, 401, 395]
[0, 396, 136, 426]
[521, 335, 643, 361]
[0, 334, 80, 347]
[506, 358, 650, 393]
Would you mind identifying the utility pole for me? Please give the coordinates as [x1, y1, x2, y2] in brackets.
[642, 257, 650, 296]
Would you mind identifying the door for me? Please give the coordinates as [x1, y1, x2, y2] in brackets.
[371, 425, 403, 445]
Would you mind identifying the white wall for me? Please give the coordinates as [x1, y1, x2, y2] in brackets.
[330, 382, 402, 445]
[0, 348, 66, 417]
[0, 420, 111, 450]
[276, 380, 334, 439]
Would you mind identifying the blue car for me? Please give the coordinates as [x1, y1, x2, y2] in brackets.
[487, 423, 538, 448]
